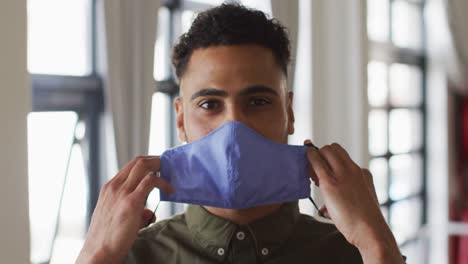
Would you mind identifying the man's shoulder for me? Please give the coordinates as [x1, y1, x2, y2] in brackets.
[294, 212, 347, 241]
[292, 213, 363, 263]
[296, 213, 341, 234]
[124, 213, 192, 264]
[137, 212, 189, 242]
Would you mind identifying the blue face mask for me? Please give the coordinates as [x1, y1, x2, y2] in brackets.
[159, 121, 311, 209]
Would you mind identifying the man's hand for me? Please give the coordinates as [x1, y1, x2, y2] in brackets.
[76, 156, 174, 264]
[304, 140, 404, 264]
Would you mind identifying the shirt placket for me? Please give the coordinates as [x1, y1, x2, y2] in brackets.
[226, 227, 259, 264]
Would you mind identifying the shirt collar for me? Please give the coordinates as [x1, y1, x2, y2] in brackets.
[186, 201, 301, 259]
[248, 201, 301, 250]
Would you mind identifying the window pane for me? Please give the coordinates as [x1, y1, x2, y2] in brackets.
[389, 153, 423, 200]
[368, 61, 388, 107]
[381, 206, 389, 223]
[154, 7, 171, 81]
[390, 197, 423, 244]
[369, 110, 388, 156]
[149, 92, 171, 155]
[400, 238, 428, 263]
[389, 109, 423, 153]
[50, 144, 88, 264]
[392, 0, 423, 50]
[241, 0, 272, 15]
[370, 158, 388, 204]
[28, 112, 78, 263]
[186, 0, 225, 5]
[182, 10, 197, 34]
[389, 63, 423, 107]
[148, 92, 173, 220]
[27, 0, 91, 75]
[367, 0, 390, 42]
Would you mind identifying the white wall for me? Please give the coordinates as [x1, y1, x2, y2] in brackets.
[294, 0, 368, 214]
[425, 0, 460, 263]
[309, 0, 368, 166]
[0, 0, 31, 263]
[290, 0, 368, 163]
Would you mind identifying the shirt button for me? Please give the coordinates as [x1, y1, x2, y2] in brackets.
[217, 248, 225, 256]
[236, 231, 245, 240]
[261, 248, 269, 256]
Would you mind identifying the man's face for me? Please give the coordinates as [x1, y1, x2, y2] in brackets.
[174, 44, 295, 144]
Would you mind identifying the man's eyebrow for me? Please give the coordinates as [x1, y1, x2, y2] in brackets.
[189, 85, 279, 101]
[238, 85, 279, 96]
[190, 88, 228, 101]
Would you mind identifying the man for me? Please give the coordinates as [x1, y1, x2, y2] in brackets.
[77, 4, 405, 264]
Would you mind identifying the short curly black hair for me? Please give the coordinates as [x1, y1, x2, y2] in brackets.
[172, 3, 291, 81]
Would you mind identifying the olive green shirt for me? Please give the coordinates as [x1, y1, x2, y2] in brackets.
[124, 201, 366, 263]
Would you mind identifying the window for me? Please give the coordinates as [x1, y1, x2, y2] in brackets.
[28, 112, 82, 263]
[27, 0, 92, 76]
[27, 0, 103, 263]
[367, 0, 427, 260]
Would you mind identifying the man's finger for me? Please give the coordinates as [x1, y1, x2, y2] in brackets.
[362, 169, 379, 205]
[319, 145, 346, 175]
[306, 146, 336, 185]
[304, 140, 320, 186]
[319, 205, 331, 219]
[133, 173, 175, 200]
[96, 157, 153, 211]
[109, 156, 152, 188]
[330, 143, 352, 165]
[309, 167, 320, 186]
[140, 208, 156, 229]
[123, 157, 161, 192]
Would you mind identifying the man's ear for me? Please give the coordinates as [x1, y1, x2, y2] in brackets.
[287, 91, 295, 135]
[174, 97, 187, 142]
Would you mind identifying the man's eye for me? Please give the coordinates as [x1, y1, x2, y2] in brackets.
[249, 98, 271, 106]
[200, 100, 221, 110]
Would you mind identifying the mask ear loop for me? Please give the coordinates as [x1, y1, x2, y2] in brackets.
[308, 196, 325, 218]
[305, 142, 326, 218]
[146, 200, 161, 227]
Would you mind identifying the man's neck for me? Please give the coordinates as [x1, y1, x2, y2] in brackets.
[203, 203, 283, 225]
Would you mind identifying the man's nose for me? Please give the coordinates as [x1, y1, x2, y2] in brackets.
[224, 104, 249, 124]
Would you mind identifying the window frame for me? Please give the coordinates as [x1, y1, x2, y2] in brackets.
[29, 0, 104, 263]
[367, 0, 428, 248]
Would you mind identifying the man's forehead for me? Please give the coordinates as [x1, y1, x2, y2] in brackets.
[178, 45, 287, 97]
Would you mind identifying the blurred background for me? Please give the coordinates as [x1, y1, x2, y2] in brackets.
[1, 0, 468, 263]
